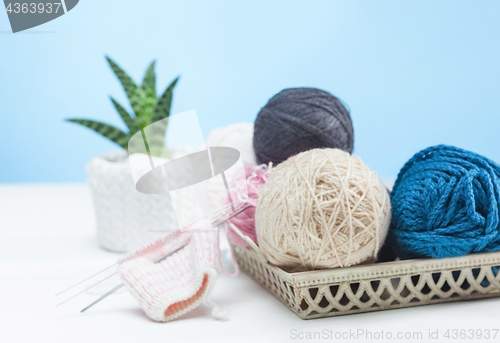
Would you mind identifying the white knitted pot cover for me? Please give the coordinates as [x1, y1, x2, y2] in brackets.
[118, 229, 222, 322]
[87, 150, 182, 252]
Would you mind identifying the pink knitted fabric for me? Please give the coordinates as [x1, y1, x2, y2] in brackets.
[118, 228, 220, 322]
[227, 164, 269, 247]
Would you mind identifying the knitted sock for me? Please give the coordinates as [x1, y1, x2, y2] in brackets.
[118, 228, 222, 322]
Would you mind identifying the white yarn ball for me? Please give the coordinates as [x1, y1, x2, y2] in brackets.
[256, 148, 391, 271]
[196, 122, 257, 218]
[204, 122, 256, 165]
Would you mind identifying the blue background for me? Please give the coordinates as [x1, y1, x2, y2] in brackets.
[1, 0, 499, 183]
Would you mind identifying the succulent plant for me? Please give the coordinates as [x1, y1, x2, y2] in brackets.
[67, 56, 179, 157]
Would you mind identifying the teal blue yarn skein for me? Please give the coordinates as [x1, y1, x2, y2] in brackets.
[390, 145, 500, 260]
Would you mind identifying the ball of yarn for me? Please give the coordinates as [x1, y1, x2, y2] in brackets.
[255, 148, 391, 270]
[227, 164, 269, 247]
[205, 122, 256, 165]
[390, 145, 500, 260]
[253, 88, 354, 165]
[196, 122, 257, 219]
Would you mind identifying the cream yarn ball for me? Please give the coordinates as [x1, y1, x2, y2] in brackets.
[204, 122, 256, 165]
[256, 148, 391, 270]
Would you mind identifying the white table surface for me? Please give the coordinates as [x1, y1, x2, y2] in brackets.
[1, 183, 500, 343]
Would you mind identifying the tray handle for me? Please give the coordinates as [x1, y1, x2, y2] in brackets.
[227, 222, 268, 262]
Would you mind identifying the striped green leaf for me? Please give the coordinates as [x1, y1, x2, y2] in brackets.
[152, 77, 179, 123]
[106, 57, 141, 115]
[110, 97, 139, 134]
[141, 61, 156, 99]
[132, 88, 156, 129]
[66, 118, 130, 149]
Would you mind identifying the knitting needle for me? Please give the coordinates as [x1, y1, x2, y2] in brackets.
[57, 205, 245, 300]
[55, 262, 119, 297]
[221, 171, 235, 212]
[78, 204, 251, 313]
[56, 272, 118, 307]
[80, 284, 124, 313]
[55, 231, 185, 297]
[212, 203, 250, 227]
[79, 240, 190, 313]
[148, 203, 251, 232]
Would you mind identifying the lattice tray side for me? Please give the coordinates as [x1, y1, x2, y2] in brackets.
[233, 246, 500, 320]
[234, 245, 299, 312]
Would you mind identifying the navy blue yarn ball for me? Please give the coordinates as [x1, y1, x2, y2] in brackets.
[253, 87, 354, 165]
[390, 145, 500, 259]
